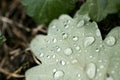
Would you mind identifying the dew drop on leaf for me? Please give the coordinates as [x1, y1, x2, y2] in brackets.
[75, 46, 80, 50]
[53, 38, 57, 43]
[105, 36, 116, 46]
[84, 37, 95, 47]
[72, 36, 79, 41]
[62, 33, 68, 39]
[60, 60, 66, 65]
[86, 63, 96, 79]
[39, 53, 44, 57]
[64, 48, 73, 55]
[53, 70, 64, 79]
[77, 20, 84, 27]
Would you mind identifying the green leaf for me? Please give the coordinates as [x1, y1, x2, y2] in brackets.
[21, 0, 76, 24]
[75, 0, 120, 22]
[0, 32, 6, 46]
[27, 14, 120, 80]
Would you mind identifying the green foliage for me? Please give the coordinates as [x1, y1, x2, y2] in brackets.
[75, 0, 120, 22]
[0, 32, 6, 46]
[21, 0, 76, 24]
[27, 14, 120, 80]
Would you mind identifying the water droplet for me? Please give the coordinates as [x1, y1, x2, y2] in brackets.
[53, 70, 64, 79]
[64, 48, 73, 56]
[60, 60, 66, 65]
[62, 33, 68, 39]
[96, 29, 101, 36]
[77, 74, 81, 77]
[47, 55, 51, 59]
[52, 55, 56, 58]
[77, 20, 84, 27]
[72, 59, 78, 64]
[52, 25, 56, 28]
[105, 36, 116, 46]
[53, 38, 57, 43]
[95, 48, 100, 52]
[75, 46, 80, 50]
[53, 69, 57, 72]
[106, 75, 113, 80]
[57, 48, 61, 52]
[86, 63, 96, 79]
[72, 36, 79, 41]
[84, 37, 95, 47]
[39, 53, 44, 57]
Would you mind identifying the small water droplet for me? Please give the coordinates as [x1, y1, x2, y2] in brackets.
[77, 20, 84, 27]
[62, 33, 68, 39]
[47, 55, 51, 59]
[77, 74, 81, 77]
[53, 38, 57, 43]
[53, 70, 64, 79]
[39, 53, 44, 57]
[64, 48, 73, 56]
[96, 29, 101, 36]
[72, 59, 78, 64]
[57, 48, 61, 52]
[95, 48, 100, 52]
[84, 37, 95, 47]
[53, 69, 57, 72]
[52, 55, 56, 58]
[105, 36, 116, 46]
[86, 63, 96, 79]
[72, 36, 79, 41]
[60, 60, 66, 65]
[75, 46, 80, 50]
[52, 25, 56, 28]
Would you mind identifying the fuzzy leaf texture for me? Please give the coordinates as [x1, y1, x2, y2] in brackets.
[21, 0, 76, 24]
[27, 14, 120, 80]
[75, 0, 120, 22]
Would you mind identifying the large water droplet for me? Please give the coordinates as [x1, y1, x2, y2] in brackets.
[77, 20, 84, 27]
[62, 33, 68, 39]
[86, 63, 96, 79]
[64, 48, 73, 56]
[84, 37, 95, 47]
[105, 36, 116, 46]
[72, 36, 79, 41]
[53, 70, 64, 79]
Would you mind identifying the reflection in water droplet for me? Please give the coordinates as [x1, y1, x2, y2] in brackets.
[60, 60, 66, 65]
[105, 36, 116, 46]
[84, 37, 95, 47]
[64, 48, 73, 55]
[77, 20, 84, 27]
[62, 33, 68, 39]
[53, 70, 64, 79]
[86, 63, 96, 79]
[73, 36, 79, 41]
